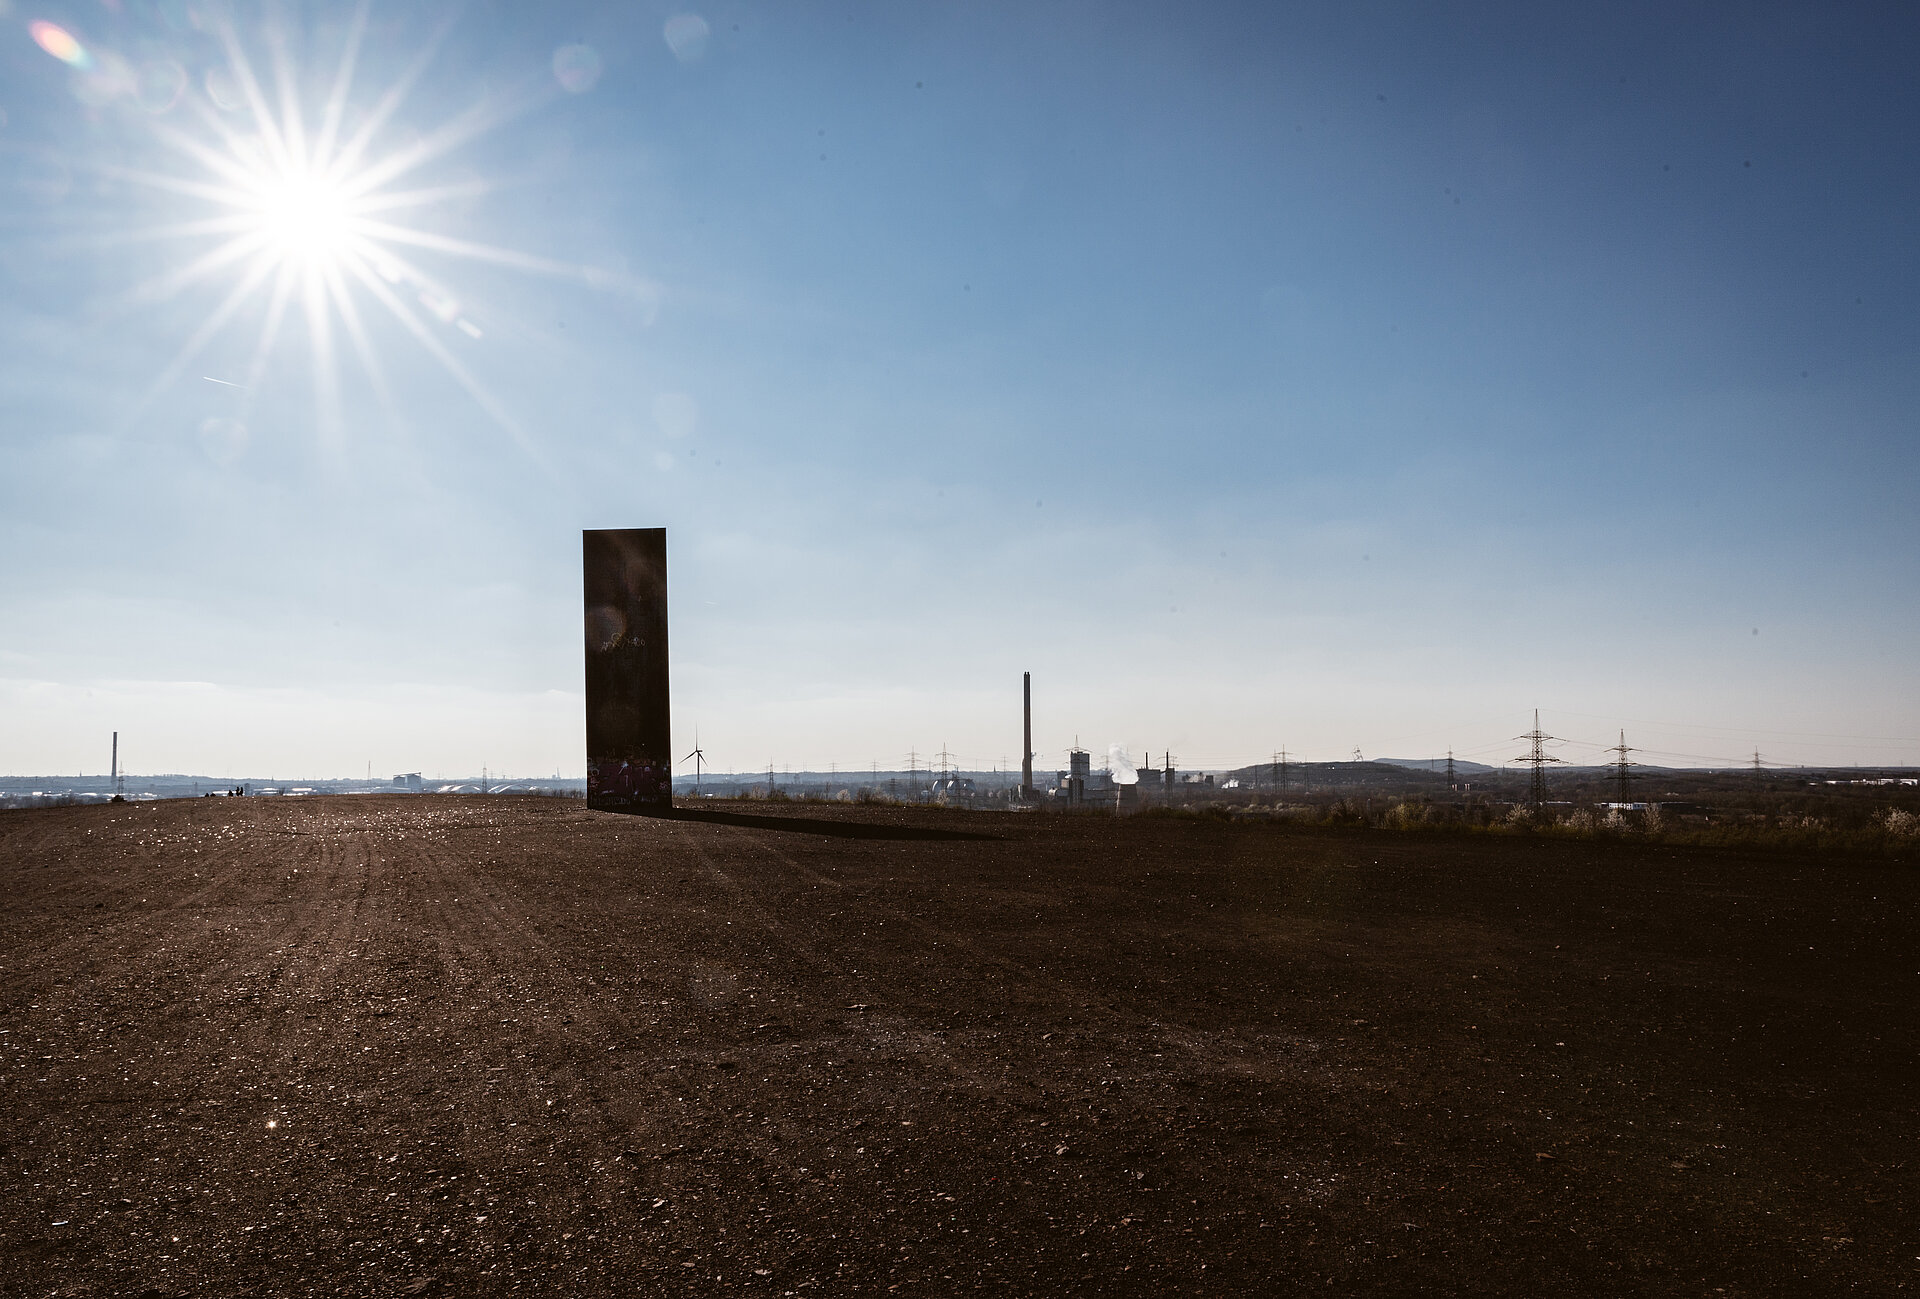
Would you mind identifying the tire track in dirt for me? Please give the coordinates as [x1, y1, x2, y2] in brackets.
[0, 803, 275, 1001]
[0, 800, 408, 1295]
[679, 830, 1076, 1111]
[665, 821, 1359, 1278]
[321, 801, 725, 1290]
[404, 808, 679, 1153]
[692, 826, 1352, 1110]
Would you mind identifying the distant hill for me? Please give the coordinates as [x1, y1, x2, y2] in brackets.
[1376, 758, 1498, 776]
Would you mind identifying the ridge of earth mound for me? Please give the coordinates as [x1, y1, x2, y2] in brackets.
[2, 795, 1913, 1295]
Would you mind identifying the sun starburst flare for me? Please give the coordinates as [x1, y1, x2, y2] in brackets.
[38, 5, 653, 461]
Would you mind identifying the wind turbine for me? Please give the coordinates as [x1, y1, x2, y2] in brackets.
[683, 728, 708, 794]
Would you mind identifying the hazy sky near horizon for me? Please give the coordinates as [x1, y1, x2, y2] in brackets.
[3, 1, 1917, 779]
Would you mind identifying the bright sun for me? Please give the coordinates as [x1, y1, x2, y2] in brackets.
[43, 6, 650, 459]
[252, 170, 354, 264]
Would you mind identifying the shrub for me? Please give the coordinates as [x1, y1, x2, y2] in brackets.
[1385, 801, 1426, 829]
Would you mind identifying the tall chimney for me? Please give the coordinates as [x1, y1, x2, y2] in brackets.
[111, 731, 117, 786]
[1021, 672, 1033, 799]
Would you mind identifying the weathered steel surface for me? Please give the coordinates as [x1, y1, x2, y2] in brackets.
[583, 528, 671, 811]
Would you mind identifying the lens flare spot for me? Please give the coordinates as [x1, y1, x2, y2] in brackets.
[30, 21, 93, 70]
[552, 43, 602, 93]
[204, 65, 244, 111]
[136, 60, 188, 114]
[417, 288, 460, 323]
[586, 604, 626, 652]
[368, 250, 405, 283]
[72, 51, 137, 108]
[663, 14, 710, 62]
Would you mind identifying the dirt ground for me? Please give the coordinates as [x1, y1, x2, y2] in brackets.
[1, 795, 1913, 1297]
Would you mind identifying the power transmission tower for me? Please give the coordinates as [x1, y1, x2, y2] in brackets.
[1445, 749, 1456, 789]
[1752, 748, 1764, 778]
[1276, 747, 1290, 790]
[1513, 710, 1562, 811]
[1605, 730, 1638, 805]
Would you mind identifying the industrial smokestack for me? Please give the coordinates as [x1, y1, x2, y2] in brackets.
[1021, 672, 1033, 799]
[111, 732, 117, 785]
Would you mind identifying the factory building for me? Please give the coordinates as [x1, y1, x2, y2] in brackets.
[1051, 746, 1168, 810]
[1019, 673, 1169, 811]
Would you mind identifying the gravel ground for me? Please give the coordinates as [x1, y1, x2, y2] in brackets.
[1, 795, 1914, 1297]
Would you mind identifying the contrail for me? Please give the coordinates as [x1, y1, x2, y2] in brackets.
[202, 375, 248, 389]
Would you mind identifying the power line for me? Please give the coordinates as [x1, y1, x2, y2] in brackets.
[1549, 708, 1920, 746]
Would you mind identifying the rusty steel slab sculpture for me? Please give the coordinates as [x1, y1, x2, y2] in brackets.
[583, 527, 672, 812]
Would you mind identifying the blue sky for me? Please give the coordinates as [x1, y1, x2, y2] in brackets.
[2, 1, 1916, 779]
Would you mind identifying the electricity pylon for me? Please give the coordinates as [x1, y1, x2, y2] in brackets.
[1513, 710, 1562, 811]
[1605, 730, 1638, 805]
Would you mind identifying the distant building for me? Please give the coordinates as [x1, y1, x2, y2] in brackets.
[1058, 748, 1094, 805]
[392, 772, 423, 792]
[930, 774, 976, 803]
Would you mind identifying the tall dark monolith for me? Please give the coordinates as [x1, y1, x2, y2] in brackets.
[583, 528, 671, 812]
